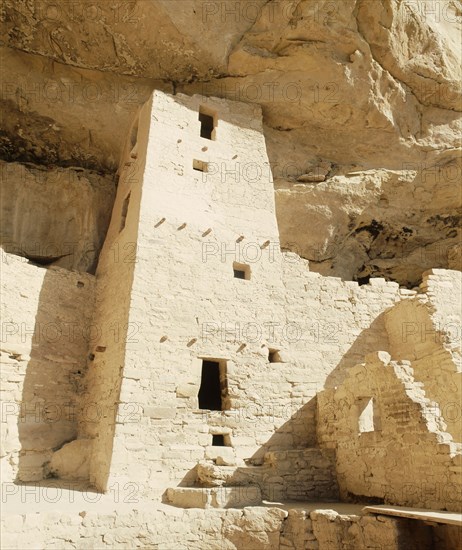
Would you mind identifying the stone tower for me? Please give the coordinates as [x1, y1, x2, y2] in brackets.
[81, 91, 292, 497]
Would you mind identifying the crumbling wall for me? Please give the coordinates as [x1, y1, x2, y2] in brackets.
[261, 448, 339, 502]
[0, 252, 94, 482]
[317, 351, 462, 512]
[385, 269, 462, 440]
[195, 447, 339, 503]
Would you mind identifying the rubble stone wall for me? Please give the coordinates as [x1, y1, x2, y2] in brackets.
[0, 505, 445, 550]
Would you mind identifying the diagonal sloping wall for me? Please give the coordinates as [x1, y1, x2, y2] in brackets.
[317, 351, 462, 512]
[385, 269, 462, 441]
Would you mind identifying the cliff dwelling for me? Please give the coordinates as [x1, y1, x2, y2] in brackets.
[0, 1, 461, 549]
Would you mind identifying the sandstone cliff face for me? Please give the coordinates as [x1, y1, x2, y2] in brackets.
[0, 161, 115, 272]
[1, 0, 461, 283]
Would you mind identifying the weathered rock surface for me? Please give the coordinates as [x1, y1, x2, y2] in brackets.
[276, 163, 461, 286]
[0, 47, 158, 172]
[0, 160, 115, 272]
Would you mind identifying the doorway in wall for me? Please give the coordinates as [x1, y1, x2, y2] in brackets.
[198, 359, 228, 410]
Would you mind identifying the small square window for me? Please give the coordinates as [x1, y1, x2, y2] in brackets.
[212, 434, 225, 446]
[233, 262, 250, 280]
[211, 434, 231, 446]
[193, 159, 208, 172]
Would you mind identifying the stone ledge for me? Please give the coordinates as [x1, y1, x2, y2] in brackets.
[164, 485, 262, 509]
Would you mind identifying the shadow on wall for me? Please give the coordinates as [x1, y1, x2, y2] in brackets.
[171, 396, 340, 504]
[16, 263, 94, 486]
[324, 313, 390, 389]
[171, 314, 393, 502]
[0, 161, 116, 275]
[15, 97, 147, 490]
[250, 398, 318, 464]
[246, 313, 392, 462]
[171, 398, 322, 494]
[14, 219, 139, 491]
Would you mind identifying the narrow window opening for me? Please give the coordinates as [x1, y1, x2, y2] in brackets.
[199, 107, 217, 140]
[120, 192, 131, 232]
[358, 397, 381, 433]
[193, 159, 208, 173]
[268, 349, 281, 363]
[233, 262, 250, 281]
[198, 360, 228, 411]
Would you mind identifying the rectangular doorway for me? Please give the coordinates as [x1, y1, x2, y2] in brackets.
[199, 106, 217, 140]
[198, 359, 228, 411]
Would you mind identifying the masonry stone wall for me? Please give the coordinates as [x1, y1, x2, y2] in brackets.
[194, 447, 339, 503]
[85, 91, 406, 500]
[103, 91, 289, 496]
[260, 448, 339, 502]
[317, 352, 462, 512]
[1, 505, 448, 550]
[282, 508, 443, 550]
[385, 269, 462, 441]
[281, 266, 405, 444]
[0, 252, 95, 482]
[78, 98, 153, 491]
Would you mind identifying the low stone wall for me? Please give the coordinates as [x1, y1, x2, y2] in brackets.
[1, 505, 449, 549]
[193, 447, 338, 504]
[260, 448, 339, 502]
